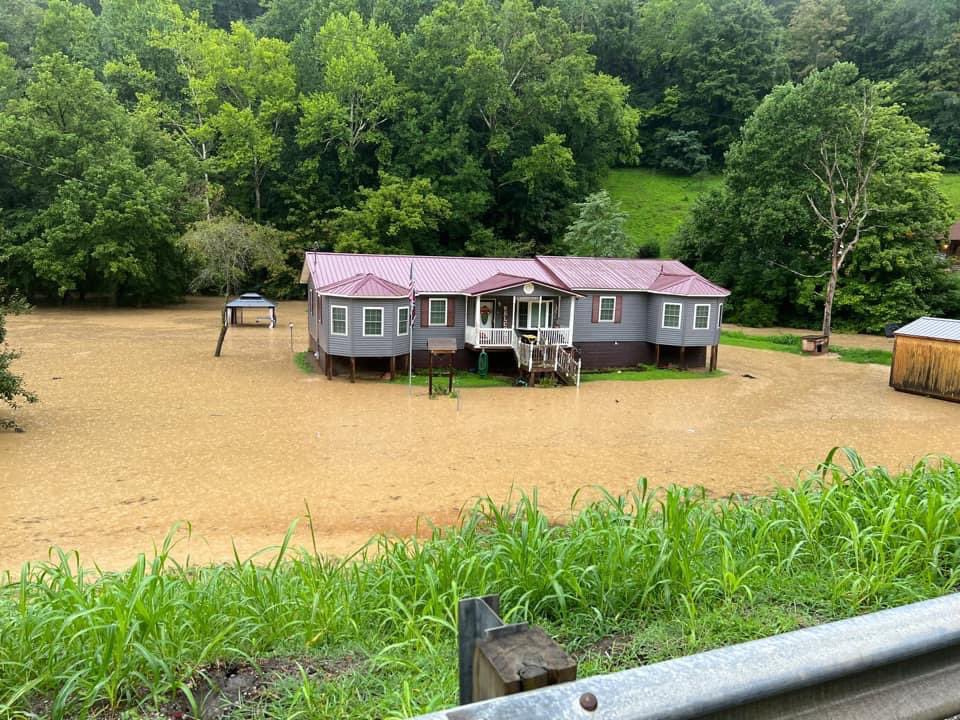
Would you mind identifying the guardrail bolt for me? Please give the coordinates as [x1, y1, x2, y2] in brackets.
[579, 692, 598, 712]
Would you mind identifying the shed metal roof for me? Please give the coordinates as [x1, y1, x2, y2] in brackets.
[302, 252, 730, 298]
[950, 221, 960, 242]
[894, 317, 960, 342]
[225, 293, 276, 308]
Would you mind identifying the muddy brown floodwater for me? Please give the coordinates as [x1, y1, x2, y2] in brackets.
[2, 297, 959, 572]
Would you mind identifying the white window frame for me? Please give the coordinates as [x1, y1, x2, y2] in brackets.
[718, 303, 724, 329]
[362, 306, 384, 337]
[693, 303, 711, 330]
[397, 306, 409, 336]
[598, 295, 617, 323]
[516, 299, 554, 330]
[428, 298, 448, 327]
[662, 302, 682, 330]
[330, 304, 348, 336]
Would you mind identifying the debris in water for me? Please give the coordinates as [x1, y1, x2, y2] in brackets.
[742, 373, 756, 379]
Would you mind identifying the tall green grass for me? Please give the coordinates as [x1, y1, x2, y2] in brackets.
[2, 451, 960, 718]
[720, 331, 892, 365]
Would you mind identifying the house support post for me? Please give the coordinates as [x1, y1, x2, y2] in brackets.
[389, 355, 396, 381]
[655, 343, 661, 368]
[428, 352, 434, 397]
[350, 357, 356, 384]
[448, 354, 454, 395]
[681, 346, 687, 370]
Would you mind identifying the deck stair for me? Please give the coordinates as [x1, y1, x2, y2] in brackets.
[513, 333, 581, 387]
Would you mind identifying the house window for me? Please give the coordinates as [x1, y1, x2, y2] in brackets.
[429, 298, 448, 326]
[517, 300, 553, 329]
[397, 306, 409, 336]
[718, 303, 724, 329]
[363, 307, 383, 336]
[599, 296, 616, 322]
[662, 303, 682, 329]
[694, 304, 710, 330]
[331, 305, 348, 336]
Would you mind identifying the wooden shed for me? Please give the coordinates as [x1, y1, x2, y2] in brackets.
[890, 317, 960, 402]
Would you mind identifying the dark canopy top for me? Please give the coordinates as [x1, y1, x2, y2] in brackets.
[225, 293, 277, 309]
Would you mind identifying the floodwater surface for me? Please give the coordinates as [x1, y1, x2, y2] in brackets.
[2, 298, 958, 571]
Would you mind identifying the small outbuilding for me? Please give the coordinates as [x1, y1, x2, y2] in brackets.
[946, 220, 960, 255]
[890, 317, 960, 402]
[225, 293, 277, 327]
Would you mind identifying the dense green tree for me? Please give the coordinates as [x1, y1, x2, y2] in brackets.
[323, 173, 452, 254]
[785, 0, 852, 79]
[209, 23, 296, 217]
[179, 213, 284, 297]
[634, 0, 787, 167]
[0, 54, 195, 303]
[0, 286, 37, 430]
[34, 0, 101, 69]
[562, 190, 631, 257]
[674, 63, 956, 333]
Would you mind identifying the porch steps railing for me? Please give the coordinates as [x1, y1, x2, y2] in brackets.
[515, 339, 581, 387]
[467, 326, 572, 348]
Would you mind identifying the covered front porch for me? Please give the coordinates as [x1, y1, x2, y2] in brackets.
[464, 292, 576, 349]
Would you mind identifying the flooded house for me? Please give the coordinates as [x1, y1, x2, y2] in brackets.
[300, 252, 730, 384]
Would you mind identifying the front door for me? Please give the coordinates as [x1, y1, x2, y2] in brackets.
[479, 299, 494, 328]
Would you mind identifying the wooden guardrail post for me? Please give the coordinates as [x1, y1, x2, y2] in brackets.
[458, 595, 577, 705]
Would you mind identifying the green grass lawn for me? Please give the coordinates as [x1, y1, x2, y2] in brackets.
[603, 169, 960, 256]
[390, 370, 514, 388]
[720, 331, 892, 365]
[3, 451, 960, 718]
[942, 173, 960, 218]
[581, 367, 723, 382]
[602, 168, 721, 256]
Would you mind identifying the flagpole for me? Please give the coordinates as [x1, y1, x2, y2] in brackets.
[408, 262, 414, 395]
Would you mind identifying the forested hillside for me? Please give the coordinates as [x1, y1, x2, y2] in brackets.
[0, 0, 957, 319]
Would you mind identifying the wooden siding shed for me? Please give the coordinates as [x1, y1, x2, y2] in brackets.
[890, 317, 960, 402]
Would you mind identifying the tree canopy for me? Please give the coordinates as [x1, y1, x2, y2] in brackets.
[673, 63, 957, 332]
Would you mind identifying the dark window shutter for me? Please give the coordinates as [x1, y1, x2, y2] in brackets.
[591, 295, 600, 323]
[447, 298, 455, 326]
[421, 297, 429, 327]
[614, 295, 623, 323]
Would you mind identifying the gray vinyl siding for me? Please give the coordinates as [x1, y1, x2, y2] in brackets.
[318, 297, 411, 356]
[683, 299, 722, 346]
[573, 292, 647, 342]
[414, 296, 466, 350]
[648, 295, 722, 346]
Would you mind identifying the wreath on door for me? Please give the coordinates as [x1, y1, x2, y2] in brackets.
[480, 304, 491, 323]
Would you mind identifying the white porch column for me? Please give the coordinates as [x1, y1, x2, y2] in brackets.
[512, 296, 516, 330]
[568, 296, 575, 343]
[474, 295, 481, 328]
[537, 296, 543, 329]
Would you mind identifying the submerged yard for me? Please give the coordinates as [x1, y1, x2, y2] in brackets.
[1, 297, 959, 572]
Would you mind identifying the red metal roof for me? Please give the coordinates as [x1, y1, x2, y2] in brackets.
[537, 256, 730, 297]
[316, 273, 408, 297]
[648, 272, 730, 297]
[302, 253, 729, 297]
[461, 272, 577, 296]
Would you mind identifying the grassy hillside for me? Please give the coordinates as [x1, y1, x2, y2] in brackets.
[942, 173, 960, 218]
[602, 169, 721, 256]
[604, 169, 960, 257]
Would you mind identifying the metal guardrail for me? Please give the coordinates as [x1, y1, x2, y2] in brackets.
[411, 592, 960, 720]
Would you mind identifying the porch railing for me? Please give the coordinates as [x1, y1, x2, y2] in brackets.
[465, 326, 515, 347]
[536, 328, 571, 346]
[466, 326, 572, 348]
[556, 346, 581, 387]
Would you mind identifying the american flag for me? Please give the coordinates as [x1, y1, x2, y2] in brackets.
[408, 262, 416, 326]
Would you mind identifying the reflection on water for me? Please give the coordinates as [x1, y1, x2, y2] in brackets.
[2, 297, 957, 571]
